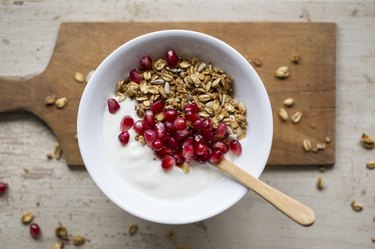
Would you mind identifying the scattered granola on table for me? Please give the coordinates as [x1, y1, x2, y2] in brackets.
[351, 201, 363, 212]
[128, 224, 138, 236]
[360, 133, 374, 149]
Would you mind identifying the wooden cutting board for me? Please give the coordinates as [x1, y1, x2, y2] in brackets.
[0, 22, 336, 167]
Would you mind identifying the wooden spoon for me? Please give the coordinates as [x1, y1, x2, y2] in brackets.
[217, 158, 315, 226]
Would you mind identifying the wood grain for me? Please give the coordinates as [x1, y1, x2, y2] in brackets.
[0, 22, 336, 167]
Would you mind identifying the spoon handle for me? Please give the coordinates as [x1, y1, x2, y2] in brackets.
[218, 158, 315, 226]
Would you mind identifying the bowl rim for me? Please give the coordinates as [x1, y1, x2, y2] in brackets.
[77, 29, 273, 224]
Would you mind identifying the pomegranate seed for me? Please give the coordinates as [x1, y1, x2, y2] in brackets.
[175, 129, 189, 141]
[215, 122, 228, 138]
[182, 144, 194, 159]
[201, 118, 213, 130]
[173, 153, 185, 166]
[198, 149, 211, 164]
[212, 141, 229, 153]
[161, 156, 176, 171]
[120, 115, 134, 131]
[139, 56, 153, 70]
[151, 139, 163, 151]
[164, 121, 176, 134]
[157, 147, 173, 158]
[155, 122, 166, 138]
[184, 103, 199, 113]
[107, 98, 120, 114]
[30, 223, 41, 239]
[174, 117, 187, 130]
[150, 100, 165, 114]
[133, 120, 145, 135]
[193, 119, 203, 131]
[209, 150, 223, 164]
[0, 182, 8, 195]
[201, 129, 214, 142]
[142, 110, 155, 129]
[195, 143, 208, 156]
[166, 137, 179, 149]
[185, 111, 200, 122]
[118, 131, 130, 145]
[164, 109, 178, 122]
[144, 129, 157, 145]
[165, 49, 179, 68]
[193, 134, 204, 146]
[230, 140, 242, 155]
[182, 137, 194, 148]
[129, 69, 143, 83]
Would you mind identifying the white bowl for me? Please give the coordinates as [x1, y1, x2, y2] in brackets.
[77, 30, 273, 224]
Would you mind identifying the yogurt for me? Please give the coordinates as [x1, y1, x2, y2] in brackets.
[102, 98, 225, 199]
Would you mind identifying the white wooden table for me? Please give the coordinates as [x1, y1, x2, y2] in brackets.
[1, 1, 374, 248]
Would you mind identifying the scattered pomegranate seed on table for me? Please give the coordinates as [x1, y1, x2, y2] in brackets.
[30, 223, 41, 239]
[0, 181, 8, 195]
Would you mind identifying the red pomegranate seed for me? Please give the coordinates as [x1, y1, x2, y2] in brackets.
[174, 117, 187, 130]
[107, 98, 120, 114]
[155, 122, 166, 138]
[142, 110, 155, 129]
[230, 140, 242, 155]
[184, 103, 199, 113]
[212, 141, 229, 153]
[144, 129, 157, 145]
[161, 156, 176, 171]
[164, 109, 178, 122]
[201, 118, 213, 130]
[164, 121, 176, 134]
[120, 115, 134, 131]
[0, 182, 8, 195]
[165, 49, 179, 68]
[156, 147, 173, 158]
[182, 137, 194, 148]
[195, 143, 208, 156]
[30, 223, 41, 239]
[209, 150, 223, 164]
[129, 69, 143, 83]
[185, 111, 200, 122]
[201, 129, 214, 142]
[173, 153, 185, 166]
[166, 137, 179, 149]
[193, 119, 203, 131]
[150, 100, 165, 114]
[198, 149, 211, 164]
[193, 134, 204, 146]
[139, 56, 153, 70]
[151, 139, 163, 151]
[182, 144, 194, 159]
[118, 131, 130, 145]
[133, 120, 145, 135]
[175, 129, 189, 141]
[215, 122, 228, 138]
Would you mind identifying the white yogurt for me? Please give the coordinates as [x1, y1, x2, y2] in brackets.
[102, 98, 225, 199]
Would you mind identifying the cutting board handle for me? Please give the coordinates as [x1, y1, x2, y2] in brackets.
[0, 77, 37, 113]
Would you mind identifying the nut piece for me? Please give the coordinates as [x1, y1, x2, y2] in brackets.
[291, 53, 301, 64]
[351, 201, 363, 212]
[54, 144, 63, 160]
[167, 230, 176, 240]
[325, 136, 331, 143]
[253, 57, 263, 67]
[291, 111, 302, 124]
[72, 235, 85, 246]
[53, 242, 64, 249]
[283, 98, 295, 108]
[275, 66, 290, 79]
[316, 177, 325, 190]
[47, 153, 53, 160]
[45, 95, 57, 106]
[55, 97, 69, 109]
[181, 163, 190, 174]
[316, 143, 326, 151]
[21, 211, 34, 224]
[128, 224, 138, 236]
[74, 72, 84, 83]
[278, 108, 288, 121]
[367, 161, 375, 169]
[361, 133, 374, 149]
[55, 224, 68, 240]
[303, 139, 312, 152]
